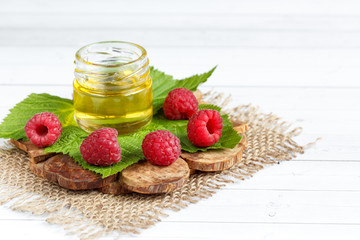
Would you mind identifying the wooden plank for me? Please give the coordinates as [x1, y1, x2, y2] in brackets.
[2, 64, 360, 88]
[1, 47, 360, 87]
[118, 222, 360, 240]
[2, 14, 360, 31]
[2, 29, 360, 48]
[2, 171, 360, 221]
[207, 87, 360, 112]
[161, 190, 360, 224]
[2, 0, 360, 15]
[2, 47, 360, 68]
[0, 220, 359, 240]
[225, 161, 360, 191]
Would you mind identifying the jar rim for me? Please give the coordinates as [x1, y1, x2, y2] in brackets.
[75, 41, 147, 67]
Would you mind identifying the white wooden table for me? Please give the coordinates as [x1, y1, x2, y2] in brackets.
[1, 0, 360, 239]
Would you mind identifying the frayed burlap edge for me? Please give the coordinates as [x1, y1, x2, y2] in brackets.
[0, 91, 314, 239]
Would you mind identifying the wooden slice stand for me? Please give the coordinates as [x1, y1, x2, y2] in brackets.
[11, 122, 247, 195]
[120, 158, 190, 194]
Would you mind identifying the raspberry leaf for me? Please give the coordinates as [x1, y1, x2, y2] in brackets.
[151, 66, 216, 114]
[44, 126, 88, 156]
[153, 104, 242, 153]
[0, 93, 76, 140]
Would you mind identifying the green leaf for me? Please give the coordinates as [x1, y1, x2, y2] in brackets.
[152, 104, 242, 153]
[151, 66, 216, 114]
[0, 93, 75, 140]
[44, 126, 88, 155]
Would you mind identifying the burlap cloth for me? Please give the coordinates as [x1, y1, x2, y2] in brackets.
[0, 92, 309, 239]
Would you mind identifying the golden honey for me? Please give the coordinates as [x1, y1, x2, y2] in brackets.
[73, 41, 153, 134]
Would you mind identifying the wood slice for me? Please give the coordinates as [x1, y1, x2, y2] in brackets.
[10, 139, 56, 163]
[181, 135, 247, 172]
[29, 154, 117, 190]
[189, 168, 197, 175]
[120, 158, 190, 194]
[98, 179, 131, 195]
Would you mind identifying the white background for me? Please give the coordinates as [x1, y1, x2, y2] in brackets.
[1, 0, 360, 239]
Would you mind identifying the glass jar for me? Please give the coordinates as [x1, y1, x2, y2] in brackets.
[73, 41, 153, 135]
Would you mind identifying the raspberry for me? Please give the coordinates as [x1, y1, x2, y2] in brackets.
[24, 112, 62, 147]
[187, 109, 223, 147]
[163, 88, 198, 120]
[80, 128, 121, 166]
[142, 130, 181, 166]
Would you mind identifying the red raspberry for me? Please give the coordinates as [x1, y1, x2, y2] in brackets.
[142, 130, 181, 166]
[163, 88, 198, 120]
[80, 128, 121, 166]
[187, 109, 223, 147]
[24, 112, 62, 147]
